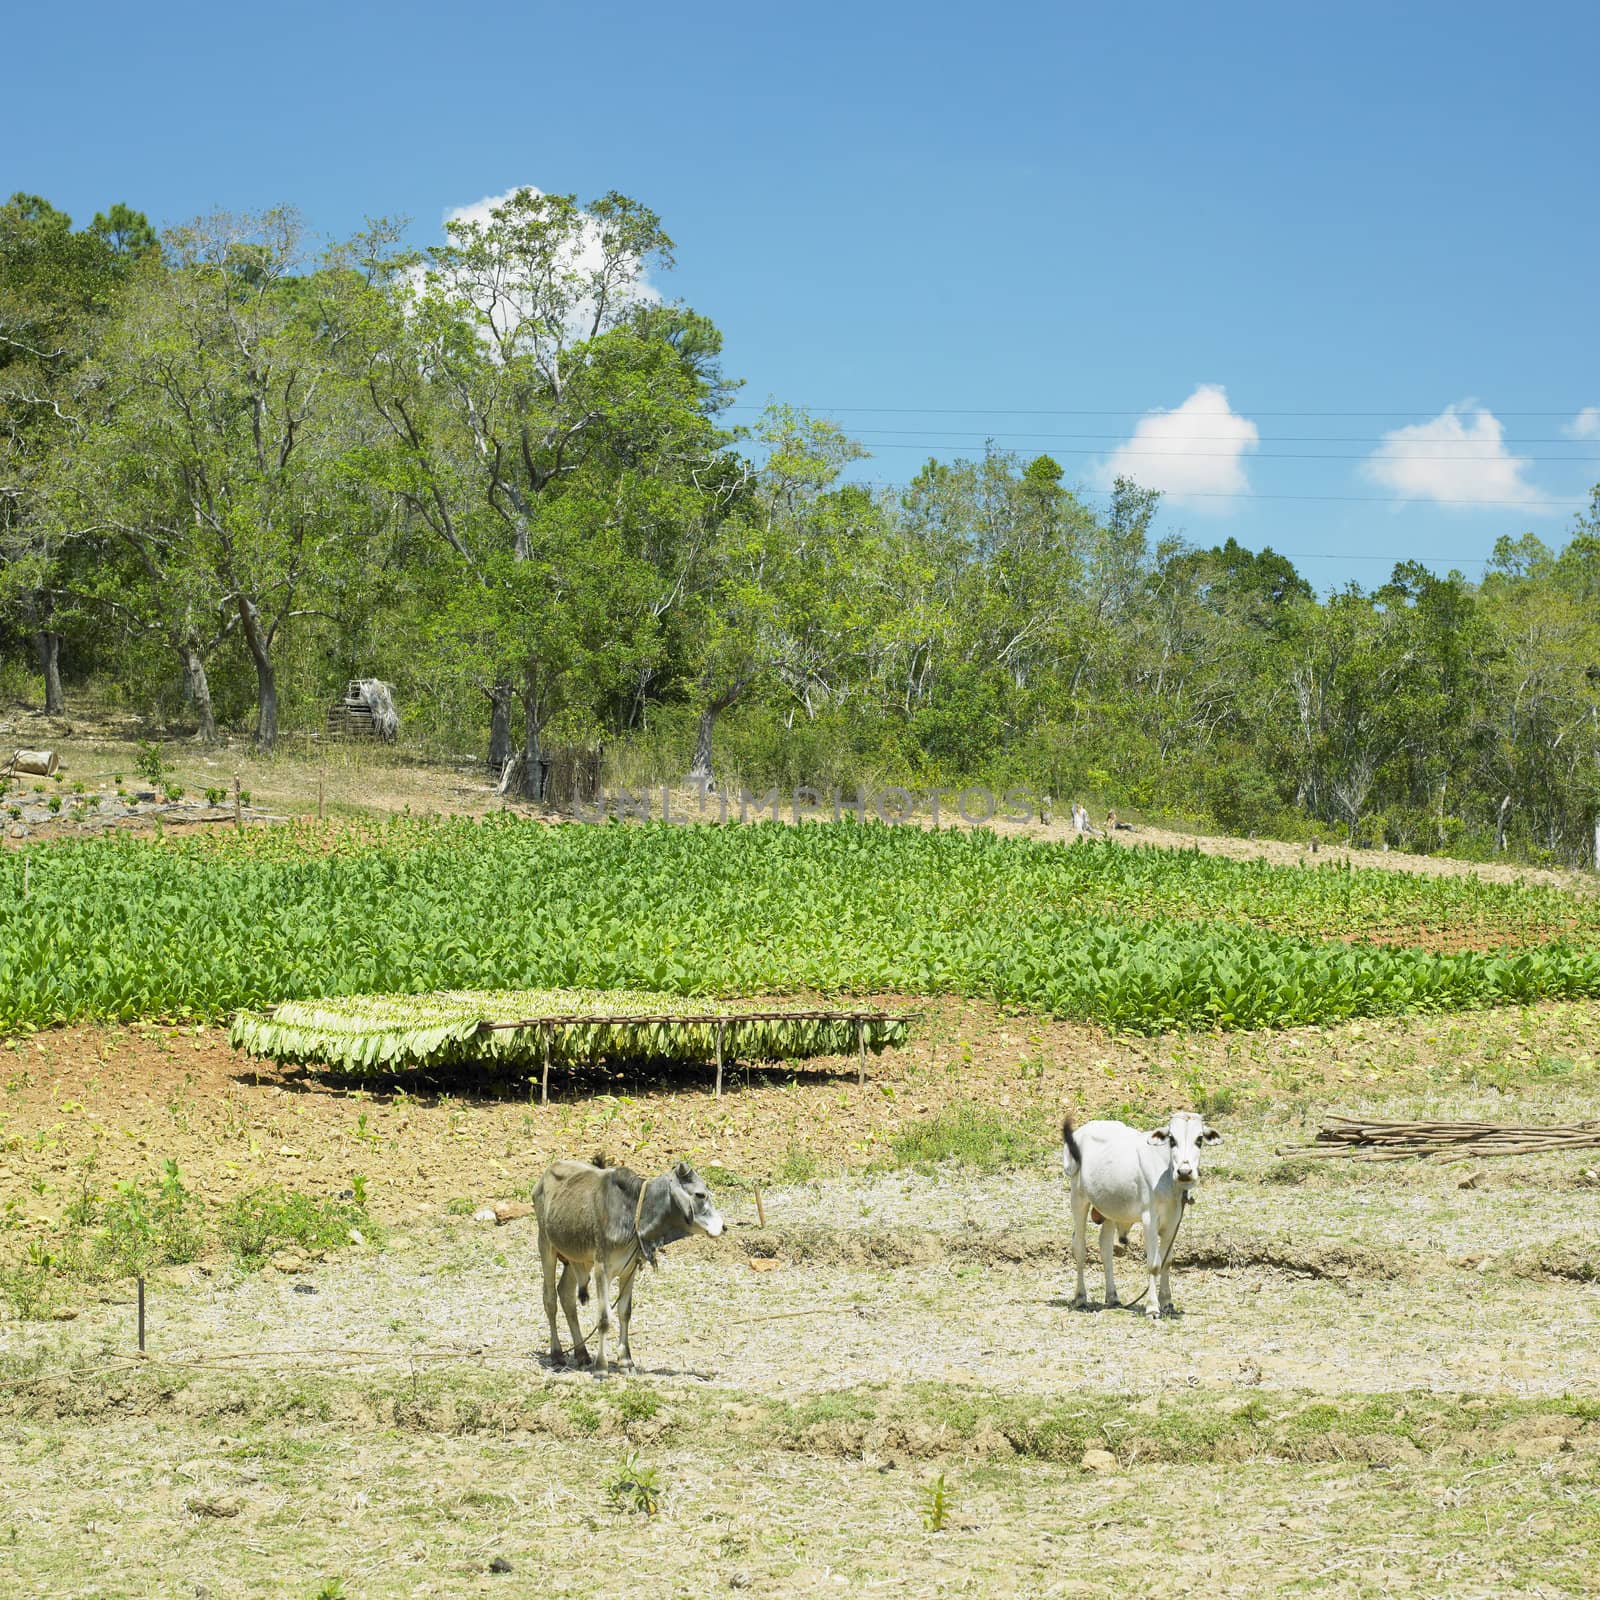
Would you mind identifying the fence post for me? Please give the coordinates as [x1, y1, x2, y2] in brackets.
[714, 1020, 725, 1098]
[856, 1016, 866, 1089]
[540, 1023, 552, 1107]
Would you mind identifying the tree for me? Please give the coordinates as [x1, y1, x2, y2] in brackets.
[86, 209, 372, 749]
[0, 193, 152, 713]
[360, 188, 734, 796]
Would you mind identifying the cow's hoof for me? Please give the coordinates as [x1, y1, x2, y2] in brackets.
[1103, 1296, 1121, 1310]
[549, 1350, 566, 1368]
[1069, 1296, 1090, 1311]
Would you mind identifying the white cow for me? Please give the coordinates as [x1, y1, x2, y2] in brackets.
[1062, 1112, 1220, 1317]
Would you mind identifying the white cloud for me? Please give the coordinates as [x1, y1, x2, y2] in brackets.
[1363, 404, 1546, 509]
[1565, 406, 1600, 440]
[1094, 384, 1259, 508]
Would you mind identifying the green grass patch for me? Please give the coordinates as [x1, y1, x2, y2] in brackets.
[883, 1105, 1051, 1173]
[218, 1186, 380, 1270]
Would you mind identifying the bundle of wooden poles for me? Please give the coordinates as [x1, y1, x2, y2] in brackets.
[1281, 1114, 1600, 1162]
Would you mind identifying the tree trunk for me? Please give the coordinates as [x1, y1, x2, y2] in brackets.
[1495, 793, 1511, 853]
[687, 702, 718, 786]
[33, 632, 65, 717]
[238, 599, 277, 752]
[496, 682, 546, 802]
[179, 643, 217, 743]
[487, 682, 513, 773]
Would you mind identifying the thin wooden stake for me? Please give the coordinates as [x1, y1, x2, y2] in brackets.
[137, 1276, 145, 1352]
[233, 775, 242, 829]
[856, 1016, 866, 1088]
[754, 1187, 766, 1227]
[714, 1020, 725, 1098]
[540, 1023, 551, 1106]
[317, 772, 325, 821]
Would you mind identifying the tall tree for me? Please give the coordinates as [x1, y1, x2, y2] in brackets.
[85, 209, 370, 749]
[0, 193, 152, 713]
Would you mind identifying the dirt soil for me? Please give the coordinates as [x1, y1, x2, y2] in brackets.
[3, 996, 1598, 1223]
[4, 999, 1600, 1595]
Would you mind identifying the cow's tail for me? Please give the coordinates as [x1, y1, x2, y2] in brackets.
[1061, 1115, 1083, 1174]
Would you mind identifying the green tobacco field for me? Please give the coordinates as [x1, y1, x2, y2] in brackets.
[3, 817, 1599, 1035]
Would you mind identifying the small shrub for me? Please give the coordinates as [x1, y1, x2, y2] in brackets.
[0, 1243, 60, 1321]
[921, 1472, 953, 1532]
[46, 796, 61, 815]
[238, 789, 252, 806]
[5, 807, 18, 821]
[205, 786, 226, 807]
[607, 1453, 661, 1516]
[444, 1197, 475, 1216]
[164, 784, 185, 802]
[135, 742, 172, 790]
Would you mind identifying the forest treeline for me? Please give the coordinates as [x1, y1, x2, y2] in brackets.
[2, 191, 1598, 863]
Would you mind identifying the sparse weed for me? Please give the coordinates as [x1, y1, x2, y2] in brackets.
[774, 1144, 820, 1185]
[617, 1386, 661, 1423]
[921, 1471, 953, 1532]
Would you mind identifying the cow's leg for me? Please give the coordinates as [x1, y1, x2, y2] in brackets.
[1099, 1218, 1121, 1307]
[1069, 1187, 1091, 1308]
[615, 1265, 638, 1372]
[1155, 1206, 1181, 1316]
[558, 1264, 588, 1366]
[541, 1238, 565, 1366]
[590, 1260, 612, 1376]
[1141, 1205, 1167, 1317]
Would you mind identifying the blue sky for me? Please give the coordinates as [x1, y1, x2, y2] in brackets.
[6, 0, 1597, 589]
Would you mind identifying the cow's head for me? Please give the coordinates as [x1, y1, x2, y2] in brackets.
[1147, 1111, 1221, 1186]
[669, 1161, 725, 1237]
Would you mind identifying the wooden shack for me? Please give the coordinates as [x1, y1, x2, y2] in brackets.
[326, 680, 399, 743]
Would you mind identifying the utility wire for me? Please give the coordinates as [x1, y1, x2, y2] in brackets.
[830, 428, 1600, 447]
[842, 442, 1598, 463]
[847, 480, 1589, 509]
[728, 404, 1595, 419]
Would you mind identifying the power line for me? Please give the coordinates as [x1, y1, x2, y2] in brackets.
[843, 441, 1598, 463]
[729, 403, 1595, 419]
[847, 479, 1589, 509]
[830, 428, 1600, 449]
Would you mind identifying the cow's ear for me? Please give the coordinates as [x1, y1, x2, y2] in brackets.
[1201, 1127, 1222, 1143]
[668, 1176, 694, 1221]
[674, 1161, 693, 1182]
[1148, 1126, 1172, 1144]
